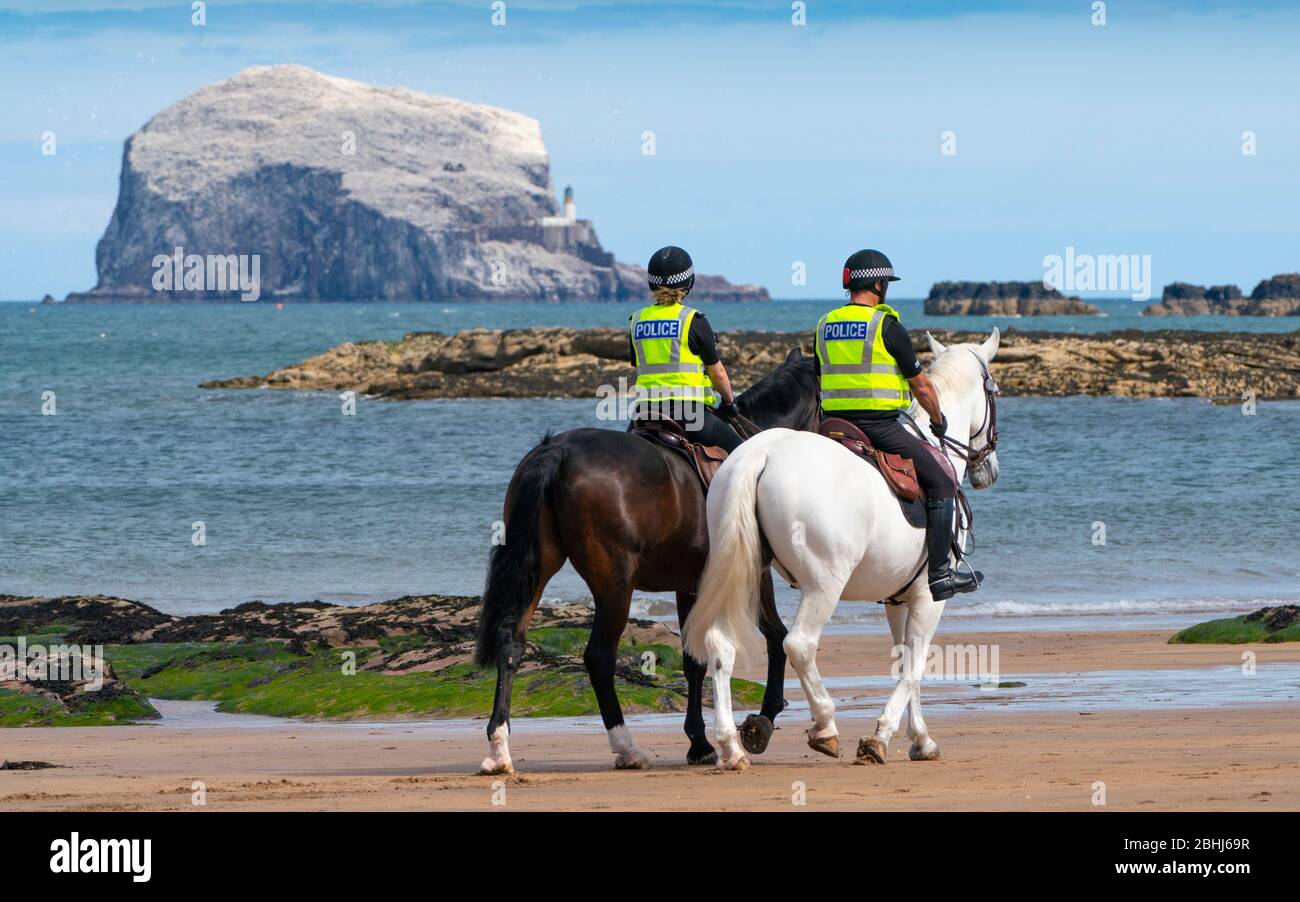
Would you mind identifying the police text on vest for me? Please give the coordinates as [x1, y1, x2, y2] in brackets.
[823, 321, 869, 341]
[633, 320, 681, 340]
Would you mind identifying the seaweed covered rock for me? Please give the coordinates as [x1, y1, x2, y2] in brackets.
[1, 593, 760, 721]
[0, 650, 159, 726]
[1170, 605, 1300, 644]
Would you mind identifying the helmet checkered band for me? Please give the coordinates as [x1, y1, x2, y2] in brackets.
[648, 266, 694, 286]
[848, 266, 893, 281]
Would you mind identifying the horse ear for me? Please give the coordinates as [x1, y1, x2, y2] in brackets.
[926, 332, 947, 356]
[980, 328, 1001, 362]
[785, 346, 802, 362]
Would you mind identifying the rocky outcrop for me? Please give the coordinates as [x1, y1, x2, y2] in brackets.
[0, 594, 175, 644]
[63, 65, 767, 304]
[201, 326, 811, 400]
[924, 281, 1100, 316]
[1250, 274, 1300, 303]
[0, 598, 161, 725]
[1144, 282, 1246, 315]
[1245, 605, 1300, 633]
[0, 592, 590, 657]
[1145, 275, 1300, 316]
[0, 593, 693, 701]
[200, 326, 1300, 401]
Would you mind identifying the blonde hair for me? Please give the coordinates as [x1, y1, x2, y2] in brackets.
[652, 286, 689, 306]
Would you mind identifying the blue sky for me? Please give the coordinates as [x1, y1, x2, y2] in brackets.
[1, 0, 1297, 300]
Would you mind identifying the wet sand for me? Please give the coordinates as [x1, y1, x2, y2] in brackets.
[809, 628, 1300, 678]
[3, 629, 1298, 811]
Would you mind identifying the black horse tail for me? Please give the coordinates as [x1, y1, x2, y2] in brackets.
[474, 436, 565, 668]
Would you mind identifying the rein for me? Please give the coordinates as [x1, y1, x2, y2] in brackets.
[727, 411, 764, 440]
[882, 348, 997, 606]
[935, 349, 999, 469]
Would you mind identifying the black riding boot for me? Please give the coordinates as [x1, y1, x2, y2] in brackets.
[925, 498, 981, 601]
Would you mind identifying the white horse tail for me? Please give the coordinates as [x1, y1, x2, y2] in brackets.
[683, 443, 768, 668]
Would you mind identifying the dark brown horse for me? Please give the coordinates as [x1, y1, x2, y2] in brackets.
[475, 349, 819, 774]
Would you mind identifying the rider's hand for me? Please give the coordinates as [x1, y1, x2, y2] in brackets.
[930, 415, 948, 439]
[716, 400, 739, 419]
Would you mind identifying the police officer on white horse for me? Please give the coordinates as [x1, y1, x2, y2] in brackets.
[815, 249, 980, 600]
[628, 246, 743, 451]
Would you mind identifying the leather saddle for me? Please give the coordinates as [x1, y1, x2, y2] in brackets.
[628, 418, 728, 492]
[818, 417, 956, 503]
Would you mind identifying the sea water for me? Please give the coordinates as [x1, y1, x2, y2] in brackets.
[2, 300, 1297, 632]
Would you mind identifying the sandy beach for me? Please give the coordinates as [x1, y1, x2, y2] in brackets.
[4, 628, 1297, 812]
[813, 627, 1300, 676]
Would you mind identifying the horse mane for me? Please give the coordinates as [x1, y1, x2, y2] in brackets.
[736, 351, 818, 422]
[926, 345, 981, 399]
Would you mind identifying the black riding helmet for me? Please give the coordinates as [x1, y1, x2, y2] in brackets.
[647, 246, 695, 296]
[842, 249, 900, 291]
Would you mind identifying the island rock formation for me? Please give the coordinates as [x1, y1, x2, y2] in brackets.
[1144, 275, 1300, 316]
[64, 65, 767, 304]
[924, 281, 1100, 316]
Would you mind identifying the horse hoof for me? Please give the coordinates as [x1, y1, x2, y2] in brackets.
[807, 733, 840, 759]
[740, 715, 775, 755]
[854, 737, 888, 765]
[722, 753, 752, 772]
[614, 750, 650, 770]
[687, 745, 719, 766]
[478, 757, 515, 776]
[909, 741, 941, 762]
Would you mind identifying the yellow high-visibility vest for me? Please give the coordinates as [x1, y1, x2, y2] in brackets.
[629, 303, 716, 405]
[816, 302, 912, 412]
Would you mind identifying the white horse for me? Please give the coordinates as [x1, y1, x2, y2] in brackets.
[682, 330, 1002, 770]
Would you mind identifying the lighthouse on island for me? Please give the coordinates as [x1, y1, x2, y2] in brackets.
[469, 184, 607, 265]
[541, 185, 578, 227]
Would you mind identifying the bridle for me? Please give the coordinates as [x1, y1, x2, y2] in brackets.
[881, 347, 1000, 606]
[935, 349, 1000, 470]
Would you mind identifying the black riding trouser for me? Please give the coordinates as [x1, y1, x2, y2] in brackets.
[835, 413, 954, 501]
[638, 402, 743, 453]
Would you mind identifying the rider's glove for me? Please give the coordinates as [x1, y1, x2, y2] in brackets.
[930, 415, 948, 439]
[716, 400, 739, 419]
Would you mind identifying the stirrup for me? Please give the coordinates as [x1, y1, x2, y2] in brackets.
[928, 566, 982, 601]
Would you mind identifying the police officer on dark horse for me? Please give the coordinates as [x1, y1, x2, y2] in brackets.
[629, 245, 744, 451]
[475, 247, 817, 775]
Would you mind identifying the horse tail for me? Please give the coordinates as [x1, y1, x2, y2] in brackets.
[683, 443, 769, 668]
[474, 436, 565, 668]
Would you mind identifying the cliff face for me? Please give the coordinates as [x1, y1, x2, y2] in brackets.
[1145, 275, 1300, 316]
[65, 65, 767, 303]
[924, 281, 1099, 316]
